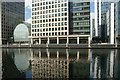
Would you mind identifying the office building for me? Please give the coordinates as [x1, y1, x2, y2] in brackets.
[94, 0, 110, 41]
[30, 0, 91, 44]
[106, 3, 115, 44]
[0, 1, 25, 45]
[106, 2, 120, 44]
[114, 1, 120, 44]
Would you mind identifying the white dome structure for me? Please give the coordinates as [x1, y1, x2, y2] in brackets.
[14, 23, 30, 42]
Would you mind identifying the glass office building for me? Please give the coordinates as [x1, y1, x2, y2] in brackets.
[94, 0, 110, 38]
[0, 1, 25, 45]
[69, 1, 90, 35]
[114, 1, 120, 44]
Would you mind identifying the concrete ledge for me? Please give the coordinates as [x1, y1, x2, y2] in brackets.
[1, 44, 120, 49]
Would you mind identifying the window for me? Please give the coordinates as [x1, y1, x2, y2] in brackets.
[58, 13, 60, 16]
[58, 32, 60, 35]
[52, 28, 54, 31]
[58, 23, 60, 26]
[52, 5, 54, 8]
[58, 18, 60, 21]
[52, 23, 54, 26]
[65, 27, 67, 30]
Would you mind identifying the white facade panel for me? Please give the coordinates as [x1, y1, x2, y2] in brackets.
[110, 3, 115, 44]
[94, 0, 98, 36]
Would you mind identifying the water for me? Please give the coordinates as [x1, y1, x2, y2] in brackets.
[0, 48, 120, 79]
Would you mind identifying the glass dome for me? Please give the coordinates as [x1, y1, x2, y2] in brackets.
[14, 23, 29, 42]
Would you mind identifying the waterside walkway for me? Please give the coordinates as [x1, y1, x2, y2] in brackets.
[1, 44, 120, 49]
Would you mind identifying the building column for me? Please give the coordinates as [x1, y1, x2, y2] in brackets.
[57, 37, 59, 44]
[77, 37, 79, 44]
[31, 38, 33, 44]
[39, 38, 41, 44]
[47, 37, 50, 44]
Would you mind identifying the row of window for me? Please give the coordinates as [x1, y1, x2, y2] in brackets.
[70, 2, 90, 7]
[73, 12, 90, 16]
[32, 17, 67, 22]
[71, 7, 90, 12]
[32, 7, 67, 11]
[32, 8, 67, 14]
[32, 22, 68, 27]
[32, 13, 67, 19]
[32, 3, 67, 8]
[73, 27, 90, 30]
[32, 27, 67, 32]
[73, 21, 90, 26]
[32, 0, 67, 3]
[73, 17, 90, 21]
[32, 32, 67, 36]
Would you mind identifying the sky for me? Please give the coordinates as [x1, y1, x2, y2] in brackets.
[25, 0, 32, 23]
[25, 0, 94, 23]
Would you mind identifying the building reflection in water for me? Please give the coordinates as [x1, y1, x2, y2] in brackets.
[30, 49, 90, 79]
[1, 49, 31, 79]
[91, 49, 120, 79]
[0, 48, 2, 80]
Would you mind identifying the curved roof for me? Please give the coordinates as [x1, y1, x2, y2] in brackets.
[14, 23, 29, 42]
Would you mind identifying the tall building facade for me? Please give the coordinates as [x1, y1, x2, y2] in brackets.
[69, 1, 90, 35]
[106, 3, 115, 44]
[31, 0, 91, 44]
[115, 1, 120, 44]
[0, 1, 25, 45]
[106, 2, 120, 44]
[94, 0, 110, 40]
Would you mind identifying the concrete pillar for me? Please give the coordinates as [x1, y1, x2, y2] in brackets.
[39, 38, 41, 44]
[47, 37, 50, 44]
[67, 37, 69, 44]
[88, 36, 91, 47]
[77, 37, 79, 44]
[57, 37, 59, 44]
[31, 38, 33, 44]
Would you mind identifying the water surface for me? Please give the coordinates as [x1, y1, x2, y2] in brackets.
[0, 48, 119, 79]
